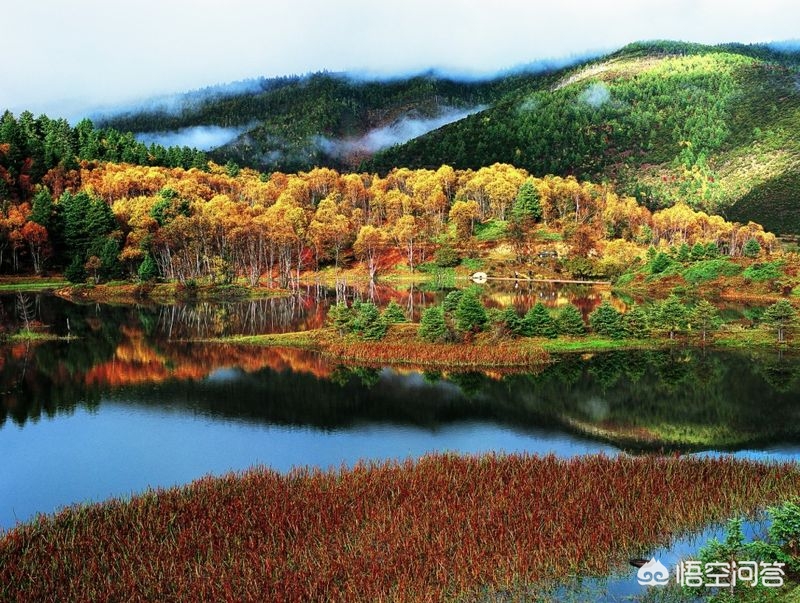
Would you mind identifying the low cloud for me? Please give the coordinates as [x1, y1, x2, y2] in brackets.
[316, 106, 485, 157]
[135, 125, 249, 151]
[579, 82, 611, 108]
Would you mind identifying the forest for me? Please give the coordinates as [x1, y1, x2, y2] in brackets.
[0, 155, 778, 289]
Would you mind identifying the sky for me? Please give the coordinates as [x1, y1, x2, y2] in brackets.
[3, 0, 799, 119]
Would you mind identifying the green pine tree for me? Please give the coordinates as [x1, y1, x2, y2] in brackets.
[622, 305, 650, 339]
[743, 238, 761, 259]
[382, 300, 407, 324]
[418, 305, 447, 342]
[511, 179, 542, 222]
[589, 301, 625, 339]
[455, 290, 487, 333]
[443, 290, 463, 313]
[523, 302, 558, 338]
[689, 242, 706, 262]
[556, 304, 586, 336]
[763, 300, 796, 344]
[137, 253, 158, 282]
[691, 299, 720, 343]
[653, 295, 689, 339]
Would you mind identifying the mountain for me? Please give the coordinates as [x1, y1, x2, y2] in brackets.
[97, 71, 548, 173]
[99, 41, 800, 233]
[370, 41, 800, 234]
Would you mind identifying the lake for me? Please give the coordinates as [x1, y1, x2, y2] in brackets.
[2, 291, 799, 532]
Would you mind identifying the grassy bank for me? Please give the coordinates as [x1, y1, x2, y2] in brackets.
[2, 454, 799, 602]
[0, 277, 69, 292]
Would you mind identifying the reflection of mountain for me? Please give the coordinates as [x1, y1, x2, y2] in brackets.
[2, 310, 800, 451]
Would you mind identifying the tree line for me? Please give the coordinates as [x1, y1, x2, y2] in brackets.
[0, 160, 779, 284]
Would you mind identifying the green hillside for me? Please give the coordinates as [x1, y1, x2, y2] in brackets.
[101, 41, 800, 233]
[371, 41, 800, 233]
[99, 71, 546, 173]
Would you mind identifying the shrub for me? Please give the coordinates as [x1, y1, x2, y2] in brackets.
[743, 261, 784, 282]
[689, 242, 706, 261]
[434, 246, 460, 268]
[682, 259, 742, 283]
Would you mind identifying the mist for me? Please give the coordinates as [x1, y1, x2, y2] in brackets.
[580, 82, 611, 108]
[135, 125, 249, 151]
[316, 106, 486, 157]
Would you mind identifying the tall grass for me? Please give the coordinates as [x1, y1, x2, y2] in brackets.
[2, 454, 799, 602]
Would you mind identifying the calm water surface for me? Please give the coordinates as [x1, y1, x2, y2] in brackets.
[1, 292, 799, 540]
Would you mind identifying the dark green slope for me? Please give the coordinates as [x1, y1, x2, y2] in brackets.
[371, 41, 800, 233]
[99, 71, 547, 173]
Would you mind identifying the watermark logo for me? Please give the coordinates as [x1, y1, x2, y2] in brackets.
[635, 558, 786, 588]
[637, 558, 670, 586]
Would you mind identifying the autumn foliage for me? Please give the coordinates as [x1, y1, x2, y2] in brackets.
[0, 159, 779, 283]
[2, 454, 799, 602]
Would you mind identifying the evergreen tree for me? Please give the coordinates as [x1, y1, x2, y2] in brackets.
[676, 242, 690, 262]
[691, 299, 720, 343]
[650, 252, 672, 274]
[556, 304, 586, 336]
[382, 300, 407, 323]
[96, 237, 123, 281]
[523, 302, 558, 338]
[501, 306, 523, 336]
[689, 242, 706, 262]
[511, 179, 542, 222]
[455, 290, 487, 333]
[443, 290, 463, 313]
[328, 303, 355, 335]
[763, 300, 796, 344]
[743, 238, 761, 259]
[137, 253, 158, 282]
[622, 305, 650, 339]
[30, 188, 53, 229]
[705, 242, 720, 258]
[653, 295, 689, 339]
[418, 305, 447, 342]
[589, 301, 625, 339]
[352, 302, 386, 340]
[65, 255, 86, 283]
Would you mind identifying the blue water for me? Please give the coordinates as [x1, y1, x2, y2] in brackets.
[0, 401, 622, 530]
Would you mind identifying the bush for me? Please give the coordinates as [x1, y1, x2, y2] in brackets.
[743, 261, 784, 282]
[682, 259, 742, 283]
[500, 307, 523, 336]
[434, 246, 460, 268]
